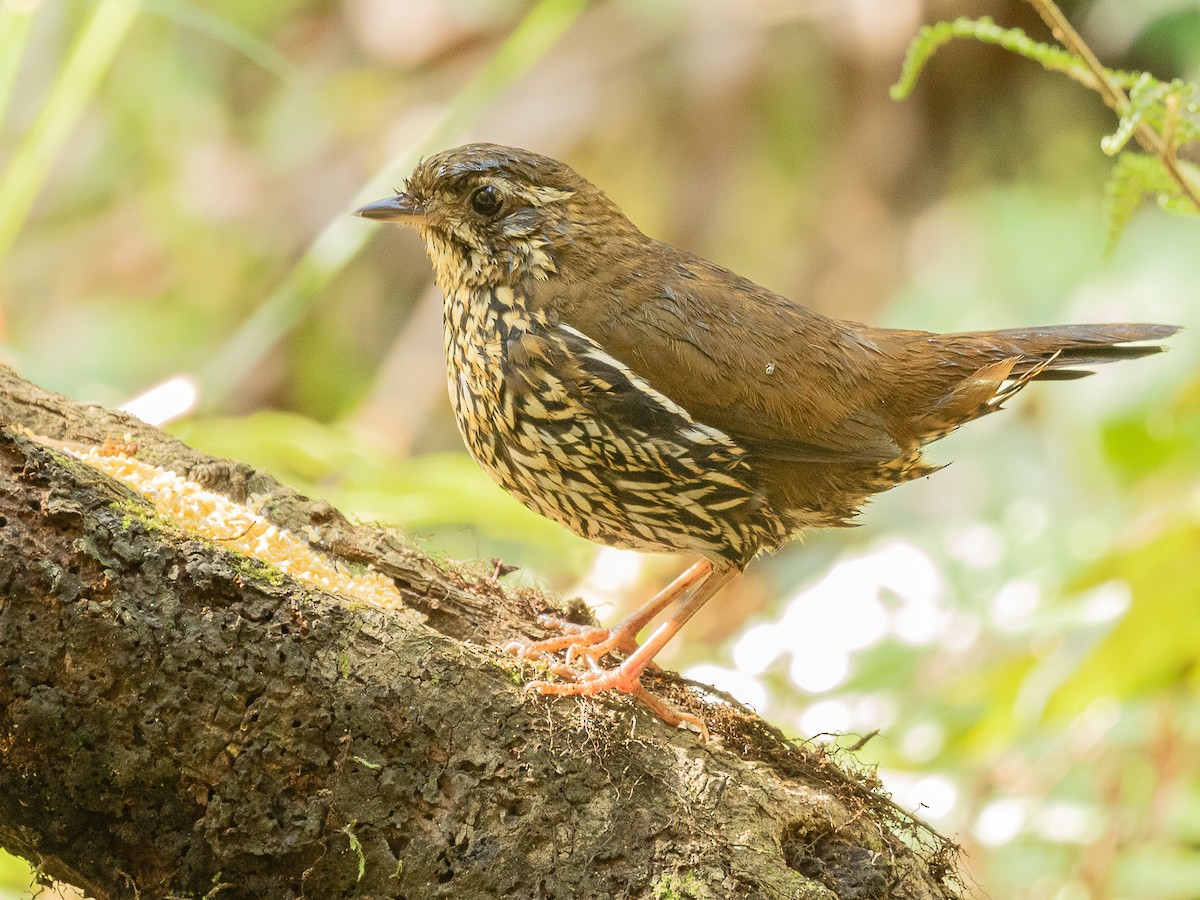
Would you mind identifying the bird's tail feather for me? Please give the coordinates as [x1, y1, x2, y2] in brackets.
[983, 323, 1180, 379]
[912, 322, 1179, 443]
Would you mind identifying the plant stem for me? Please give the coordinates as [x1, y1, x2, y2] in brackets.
[198, 0, 591, 404]
[0, 0, 137, 266]
[0, 0, 38, 135]
[1026, 0, 1200, 210]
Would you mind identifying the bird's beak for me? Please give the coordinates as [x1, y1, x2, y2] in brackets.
[354, 193, 425, 224]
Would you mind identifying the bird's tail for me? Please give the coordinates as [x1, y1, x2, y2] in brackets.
[911, 322, 1179, 442]
[980, 323, 1180, 380]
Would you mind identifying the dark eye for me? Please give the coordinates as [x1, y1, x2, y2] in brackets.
[469, 185, 503, 217]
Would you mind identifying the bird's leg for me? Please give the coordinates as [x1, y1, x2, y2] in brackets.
[504, 559, 712, 669]
[528, 563, 740, 734]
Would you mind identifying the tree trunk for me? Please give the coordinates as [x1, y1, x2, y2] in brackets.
[0, 366, 964, 899]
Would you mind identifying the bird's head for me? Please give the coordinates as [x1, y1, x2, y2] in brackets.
[356, 143, 631, 290]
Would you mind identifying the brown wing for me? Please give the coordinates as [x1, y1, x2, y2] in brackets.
[539, 241, 908, 464]
[533, 238, 1178, 464]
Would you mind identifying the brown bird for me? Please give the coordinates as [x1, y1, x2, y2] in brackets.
[357, 143, 1177, 735]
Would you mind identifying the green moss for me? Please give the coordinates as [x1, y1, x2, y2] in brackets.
[341, 824, 366, 882]
[110, 495, 295, 591]
[487, 648, 558, 685]
[650, 872, 706, 900]
[228, 554, 287, 586]
[339, 600, 375, 612]
[112, 498, 166, 534]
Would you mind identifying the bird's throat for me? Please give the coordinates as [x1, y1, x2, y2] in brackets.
[422, 227, 559, 296]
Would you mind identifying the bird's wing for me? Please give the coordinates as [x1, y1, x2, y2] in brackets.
[502, 322, 718, 445]
[501, 322, 766, 562]
[543, 245, 906, 464]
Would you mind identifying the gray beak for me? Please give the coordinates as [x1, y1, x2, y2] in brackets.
[354, 193, 425, 224]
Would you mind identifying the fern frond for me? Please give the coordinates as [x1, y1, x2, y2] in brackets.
[1102, 153, 1195, 254]
[1103, 73, 1199, 155]
[892, 17, 1099, 99]
[890, 16, 1178, 100]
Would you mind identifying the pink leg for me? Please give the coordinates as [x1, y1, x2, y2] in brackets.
[504, 559, 713, 669]
[528, 563, 740, 736]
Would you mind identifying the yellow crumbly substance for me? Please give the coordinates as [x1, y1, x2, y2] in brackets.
[65, 442, 404, 610]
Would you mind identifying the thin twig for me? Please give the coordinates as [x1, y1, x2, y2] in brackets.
[1026, 0, 1200, 210]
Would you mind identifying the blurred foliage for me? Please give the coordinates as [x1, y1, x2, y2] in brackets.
[892, 12, 1200, 254]
[892, 15, 1112, 98]
[172, 412, 597, 573]
[0, 854, 28, 895]
[1103, 150, 1199, 252]
[1, 1, 1199, 898]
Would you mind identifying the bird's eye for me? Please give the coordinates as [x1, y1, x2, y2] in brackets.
[469, 185, 503, 217]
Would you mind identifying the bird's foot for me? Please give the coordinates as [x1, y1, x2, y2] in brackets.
[506, 620, 701, 734]
[503, 613, 653, 672]
[502, 560, 727, 739]
[529, 664, 707, 739]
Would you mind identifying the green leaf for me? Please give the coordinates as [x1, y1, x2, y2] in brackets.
[0, 847, 34, 892]
[0, 0, 137, 264]
[891, 17, 1098, 100]
[1045, 522, 1200, 719]
[1103, 152, 1199, 253]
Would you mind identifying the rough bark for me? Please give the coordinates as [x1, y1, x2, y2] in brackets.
[0, 366, 965, 900]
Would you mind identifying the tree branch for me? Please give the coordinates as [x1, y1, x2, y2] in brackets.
[0, 366, 963, 899]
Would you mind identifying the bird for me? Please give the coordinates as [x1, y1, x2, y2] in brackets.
[356, 142, 1178, 736]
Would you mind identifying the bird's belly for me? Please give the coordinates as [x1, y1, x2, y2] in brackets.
[444, 359, 776, 563]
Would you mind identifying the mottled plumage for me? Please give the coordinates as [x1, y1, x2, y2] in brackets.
[357, 143, 1177, 734]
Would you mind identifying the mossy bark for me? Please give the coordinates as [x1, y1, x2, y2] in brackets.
[0, 367, 964, 900]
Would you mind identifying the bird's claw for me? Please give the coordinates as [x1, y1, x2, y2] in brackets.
[502, 635, 604, 680]
[506, 614, 646, 672]
[530, 672, 708, 740]
[505, 626, 704, 736]
[529, 666, 640, 696]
